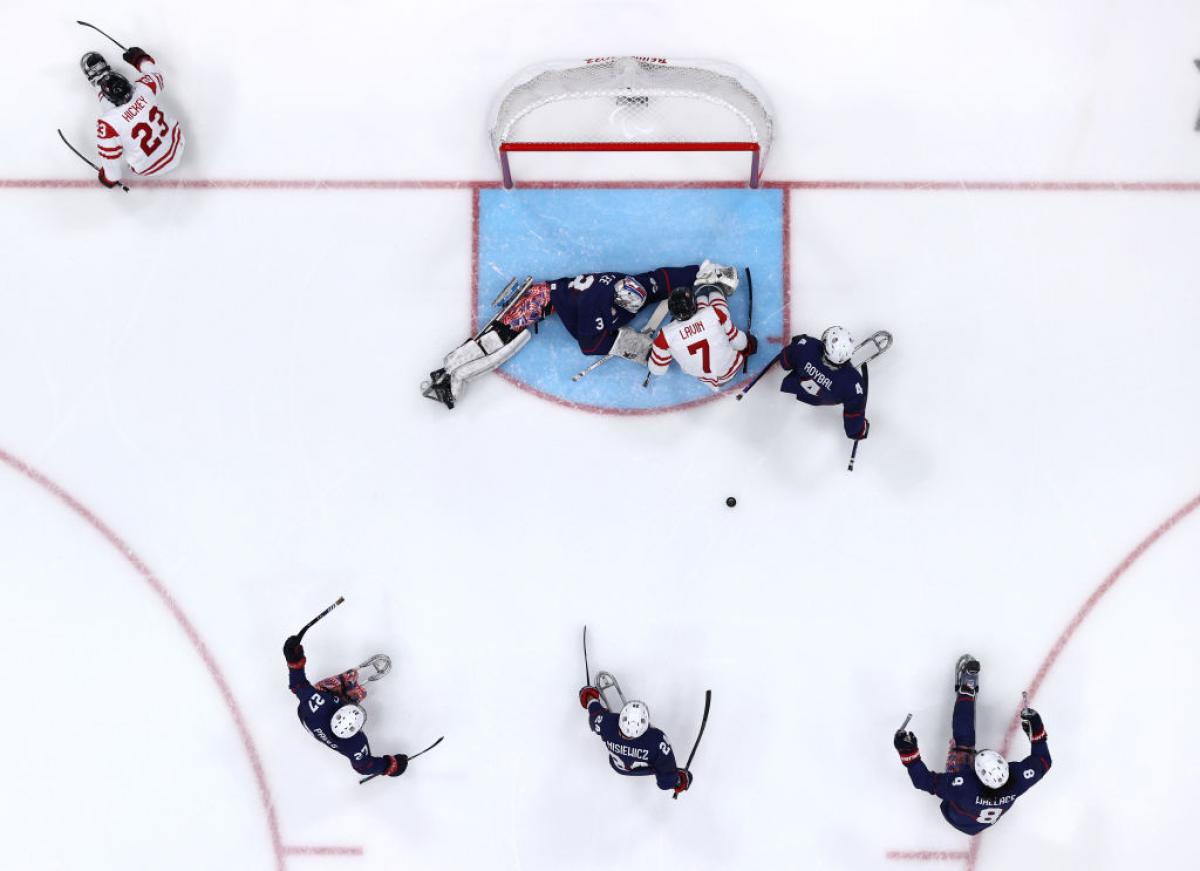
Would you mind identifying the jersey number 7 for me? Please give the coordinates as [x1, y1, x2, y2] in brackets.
[686, 339, 711, 373]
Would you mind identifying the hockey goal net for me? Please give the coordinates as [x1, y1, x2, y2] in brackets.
[489, 57, 775, 188]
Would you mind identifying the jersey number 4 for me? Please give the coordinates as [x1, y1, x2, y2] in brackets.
[132, 107, 169, 157]
[686, 339, 711, 373]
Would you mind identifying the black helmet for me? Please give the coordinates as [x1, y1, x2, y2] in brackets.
[668, 286, 698, 321]
[98, 71, 133, 106]
[80, 51, 110, 84]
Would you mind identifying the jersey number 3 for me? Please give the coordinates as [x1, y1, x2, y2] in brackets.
[132, 107, 169, 157]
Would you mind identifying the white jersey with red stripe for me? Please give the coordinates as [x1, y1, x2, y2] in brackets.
[95, 58, 185, 183]
[647, 291, 748, 389]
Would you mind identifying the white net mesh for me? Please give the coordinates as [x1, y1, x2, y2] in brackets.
[489, 57, 775, 160]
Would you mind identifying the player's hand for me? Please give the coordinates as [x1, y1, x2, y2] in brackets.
[283, 635, 305, 663]
[894, 730, 919, 762]
[743, 332, 758, 357]
[579, 686, 600, 709]
[1021, 708, 1045, 741]
[673, 769, 692, 795]
[98, 168, 120, 189]
[385, 754, 409, 777]
[855, 419, 870, 441]
[122, 46, 153, 68]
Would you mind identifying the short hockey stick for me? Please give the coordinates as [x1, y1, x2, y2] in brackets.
[57, 129, 129, 192]
[76, 20, 128, 50]
[673, 690, 712, 800]
[742, 267, 753, 374]
[898, 713, 912, 733]
[359, 736, 445, 784]
[296, 596, 345, 642]
[847, 362, 868, 472]
[734, 352, 781, 401]
[583, 625, 591, 685]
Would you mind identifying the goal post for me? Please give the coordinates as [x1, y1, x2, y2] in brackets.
[489, 57, 775, 188]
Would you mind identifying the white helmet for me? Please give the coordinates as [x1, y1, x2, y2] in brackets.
[330, 704, 366, 739]
[618, 701, 650, 739]
[821, 326, 855, 366]
[613, 277, 648, 313]
[974, 749, 1009, 789]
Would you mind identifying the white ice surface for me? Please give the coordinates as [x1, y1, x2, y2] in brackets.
[2, 2, 1200, 870]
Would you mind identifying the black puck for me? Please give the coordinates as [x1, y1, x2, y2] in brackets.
[725, 496, 737, 508]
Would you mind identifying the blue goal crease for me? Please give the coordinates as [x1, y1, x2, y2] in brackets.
[476, 188, 785, 413]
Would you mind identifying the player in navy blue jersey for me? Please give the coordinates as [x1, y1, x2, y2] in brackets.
[894, 655, 1052, 835]
[578, 685, 691, 795]
[422, 260, 740, 408]
[777, 326, 869, 439]
[283, 635, 407, 779]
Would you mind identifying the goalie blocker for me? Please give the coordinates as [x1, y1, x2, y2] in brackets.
[422, 260, 739, 408]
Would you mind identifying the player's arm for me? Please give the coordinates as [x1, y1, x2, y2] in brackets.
[345, 735, 408, 778]
[841, 371, 869, 440]
[707, 293, 752, 354]
[647, 331, 673, 377]
[283, 635, 315, 695]
[894, 730, 952, 797]
[95, 119, 123, 187]
[580, 686, 608, 730]
[1013, 709, 1052, 793]
[650, 733, 687, 792]
[123, 47, 165, 93]
[779, 335, 814, 371]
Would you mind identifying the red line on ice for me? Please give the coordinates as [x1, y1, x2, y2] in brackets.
[0, 447, 361, 867]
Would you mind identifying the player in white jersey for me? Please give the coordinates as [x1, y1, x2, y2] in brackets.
[646, 284, 757, 389]
[81, 48, 185, 188]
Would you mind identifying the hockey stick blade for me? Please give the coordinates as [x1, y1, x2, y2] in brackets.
[359, 736, 445, 784]
[735, 352, 781, 401]
[76, 20, 128, 50]
[673, 690, 712, 800]
[58, 129, 129, 192]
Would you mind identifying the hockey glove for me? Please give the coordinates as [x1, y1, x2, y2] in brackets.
[673, 769, 692, 795]
[579, 686, 601, 709]
[1021, 708, 1046, 742]
[122, 47, 153, 69]
[893, 730, 920, 764]
[385, 754, 409, 777]
[98, 168, 120, 189]
[742, 332, 758, 357]
[854, 419, 870, 441]
[283, 635, 305, 664]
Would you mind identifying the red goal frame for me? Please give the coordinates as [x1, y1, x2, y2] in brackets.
[498, 141, 763, 189]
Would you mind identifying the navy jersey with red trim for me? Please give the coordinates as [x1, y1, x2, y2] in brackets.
[586, 700, 680, 790]
[548, 265, 698, 355]
[902, 738, 1052, 835]
[778, 334, 867, 438]
[286, 656, 398, 776]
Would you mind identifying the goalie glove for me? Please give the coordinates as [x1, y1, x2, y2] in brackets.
[694, 259, 739, 295]
[610, 326, 653, 363]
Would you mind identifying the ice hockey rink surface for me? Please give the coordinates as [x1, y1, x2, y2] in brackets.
[2, 2, 1199, 869]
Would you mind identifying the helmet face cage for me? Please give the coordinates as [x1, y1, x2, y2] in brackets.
[613, 277, 647, 313]
[821, 325, 855, 366]
[81, 52, 111, 84]
[974, 749, 1010, 789]
[618, 701, 650, 740]
[99, 72, 133, 106]
[668, 287, 698, 321]
[330, 703, 366, 739]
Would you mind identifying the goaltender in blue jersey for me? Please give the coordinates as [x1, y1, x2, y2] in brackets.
[422, 260, 741, 408]
[578, 686, 691, 795]
[893, 655, 1052, 835]
[778, 327, 869, 439]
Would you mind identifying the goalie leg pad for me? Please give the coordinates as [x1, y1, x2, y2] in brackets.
[449, 326, 532, 399]
[694, 259, 739, 295]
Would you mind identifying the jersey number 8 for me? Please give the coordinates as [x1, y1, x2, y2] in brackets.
[976, 807, 1002, 825]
